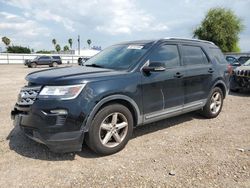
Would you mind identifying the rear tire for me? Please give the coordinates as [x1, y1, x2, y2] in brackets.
[52, 62, 58, 67]
[86, 104, 133, 155]
[200, 87, 223, 118]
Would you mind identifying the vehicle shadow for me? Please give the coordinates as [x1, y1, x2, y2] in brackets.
[8, 112, 203, 161]
[229, 90, 250, 97]
[132, 112, 201, 139]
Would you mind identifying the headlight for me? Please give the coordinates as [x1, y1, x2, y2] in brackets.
[38, 84, 86, 100]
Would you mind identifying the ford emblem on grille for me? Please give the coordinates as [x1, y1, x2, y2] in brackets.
[17, 86, 41, 106]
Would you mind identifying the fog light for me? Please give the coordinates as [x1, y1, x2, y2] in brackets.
[50, 109, 68, 115]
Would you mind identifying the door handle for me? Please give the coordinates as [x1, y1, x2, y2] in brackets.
[208, 68, 214, 73]
[174, 72, 183, 78]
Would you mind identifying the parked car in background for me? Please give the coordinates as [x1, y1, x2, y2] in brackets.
[12, 38, 230, 155]
[225, 55, 250, 68]
[230, 59, 250, 92]
[238, 56, 250, 65]
[78, 57, 90, 66]
[225, 55, 238, 65]
[24, 56, 62, 68]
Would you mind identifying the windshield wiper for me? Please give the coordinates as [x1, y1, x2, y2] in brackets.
[85, 64, 104, 68]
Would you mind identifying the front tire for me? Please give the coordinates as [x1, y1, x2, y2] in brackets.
[86, 104, 133, 155]
[30, 62, 37, 68]
[200, 87, 224, 118]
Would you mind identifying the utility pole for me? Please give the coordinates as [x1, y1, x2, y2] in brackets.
[77, 35, 80, 55]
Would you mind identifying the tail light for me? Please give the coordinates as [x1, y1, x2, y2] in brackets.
[227, 64, 233, 75]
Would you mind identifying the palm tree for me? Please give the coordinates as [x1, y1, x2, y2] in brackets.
[55, 44, 61, 52]
[87, 39, 91, 48]
[68, 38, 73, 49]
[63, 45, 69, 51]
[2, 36, 11, 47]
[52, 39, 56, 47]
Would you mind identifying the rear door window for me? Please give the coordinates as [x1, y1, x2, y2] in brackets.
[182, 45, 209, 66]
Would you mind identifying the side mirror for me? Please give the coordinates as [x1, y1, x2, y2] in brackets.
[142, 62, 166, 72]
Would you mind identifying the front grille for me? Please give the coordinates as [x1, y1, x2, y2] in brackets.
[17, 86, 41, 106]
[235, 69, 250, 78]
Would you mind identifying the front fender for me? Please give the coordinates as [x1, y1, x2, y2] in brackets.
[82, 94, 142, 132]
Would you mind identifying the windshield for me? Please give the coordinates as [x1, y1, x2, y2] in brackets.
[84, 43, 152, 70]
[243, 59, 250, 66]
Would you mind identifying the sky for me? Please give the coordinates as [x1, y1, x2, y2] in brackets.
[0, 0, 250, 52]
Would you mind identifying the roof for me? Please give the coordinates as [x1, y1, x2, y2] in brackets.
[164, 37, 215, 45]
[117, 38, 215, 46]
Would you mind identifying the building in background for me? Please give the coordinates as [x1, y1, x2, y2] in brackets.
[74, 48, 100, 57]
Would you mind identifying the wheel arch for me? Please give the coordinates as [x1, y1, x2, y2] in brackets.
[212, 80, 228, 98]
[83, 95, 142, 132]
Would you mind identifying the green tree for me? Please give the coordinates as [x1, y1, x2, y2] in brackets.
[7, 45, 31, 53]
[87, 39, 92, 48]
[68, 38, 73, 49]
[63, 45, 69, 51]
[193, 8, 244, 52]
[55, 44, 61, 52]
[36, 50, 51, 54]
[52, 38, 56, 46]
[2, 36, 11, 47]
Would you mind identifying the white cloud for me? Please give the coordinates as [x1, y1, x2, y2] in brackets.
[2, 0, 168, 35]
[32, 10, 75, 32]
[0, 11, 50, 49]
[0, 12, 50, 37]
[94, 0, 168, 35]
[0, 0, 249, 51]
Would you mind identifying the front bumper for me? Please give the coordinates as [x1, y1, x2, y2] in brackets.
[230, 75, 250, 90]
[11, 99, 87, 153]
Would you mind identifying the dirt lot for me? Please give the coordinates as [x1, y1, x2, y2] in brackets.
[0, 64, 249, 187]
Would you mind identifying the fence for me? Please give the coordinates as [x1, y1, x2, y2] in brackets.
[224, 52, 250, 57]
[0, 53, 85, 64]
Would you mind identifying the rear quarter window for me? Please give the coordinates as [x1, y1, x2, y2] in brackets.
[210, 48, 227, 64]
[52, 56, 61, 59]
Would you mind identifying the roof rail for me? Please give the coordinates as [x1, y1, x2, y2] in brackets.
[164, 37, 215, 45]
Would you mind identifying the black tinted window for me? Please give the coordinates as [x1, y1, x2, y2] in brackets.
[149, 45, 180, 67]
[52, 56, 61, 59]
[210, 48, 227, 64]
[183, 46, 209, 65]
[238, 57, 250, 64]
[40, 56, 50, 60]
[226, 56, 236, 63]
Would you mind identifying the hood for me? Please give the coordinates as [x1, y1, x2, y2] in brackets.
[235, 65, 250, 71]
[26, 66, 127, 85]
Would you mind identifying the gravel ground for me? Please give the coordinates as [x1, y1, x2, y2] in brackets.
[0, 65, 249, 188]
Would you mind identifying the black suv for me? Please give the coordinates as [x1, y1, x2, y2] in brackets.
[25, 56, 62, 68]
[12, 38, 230, 155]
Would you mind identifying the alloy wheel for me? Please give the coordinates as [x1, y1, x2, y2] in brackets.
[210, 91, 222, 114]
[99, 112, 128, 148]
